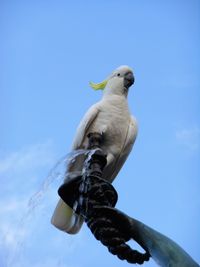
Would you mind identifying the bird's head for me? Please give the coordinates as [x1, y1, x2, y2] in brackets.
[89, 65, 135, 97]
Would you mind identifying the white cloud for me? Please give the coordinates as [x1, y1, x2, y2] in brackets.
[0, 141, 84, 267]
[175, 126, 200, 152]
[0, 197, 31, 267]
[0, 140, 56, 174]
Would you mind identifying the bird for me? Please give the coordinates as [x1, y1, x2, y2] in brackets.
[51, 65, 138, 234]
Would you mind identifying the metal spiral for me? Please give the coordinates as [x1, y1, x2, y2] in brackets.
[58, 132, 150, 264]
[58, 132, 199, 267]
[77, 144, 150, 265]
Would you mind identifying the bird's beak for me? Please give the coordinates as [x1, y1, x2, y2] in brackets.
[124, 72, 135, 89]
[89, 79, 108, 90]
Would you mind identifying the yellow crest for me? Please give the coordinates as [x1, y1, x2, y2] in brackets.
[89, 79, 108, 90]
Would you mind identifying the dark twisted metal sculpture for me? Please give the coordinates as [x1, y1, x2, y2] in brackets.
[58, 132, 199, 267]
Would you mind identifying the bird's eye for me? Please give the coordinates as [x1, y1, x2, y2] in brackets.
[117, 73, 120, 76]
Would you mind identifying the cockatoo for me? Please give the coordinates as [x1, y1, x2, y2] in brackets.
[51, 65, 138, 234]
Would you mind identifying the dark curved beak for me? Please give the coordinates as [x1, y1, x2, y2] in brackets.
[124, 72, 135, 89]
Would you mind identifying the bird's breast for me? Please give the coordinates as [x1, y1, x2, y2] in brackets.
[89, 99, 130, 156]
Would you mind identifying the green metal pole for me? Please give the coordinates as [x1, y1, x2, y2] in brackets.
[128, 216, 199, 267]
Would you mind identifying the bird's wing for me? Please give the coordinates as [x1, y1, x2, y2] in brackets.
[72, 103, 100, 149]
[107, 115, 138, 182]
[51, 104, 100, 234]
[123, 115, 138, 152]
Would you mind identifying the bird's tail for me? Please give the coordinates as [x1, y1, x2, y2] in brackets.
[51, 198, 84, 234]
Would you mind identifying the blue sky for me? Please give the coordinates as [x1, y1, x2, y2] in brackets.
[0, 0, 200, 266]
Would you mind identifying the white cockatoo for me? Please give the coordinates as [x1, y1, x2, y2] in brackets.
[51, 65, 138, 234]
